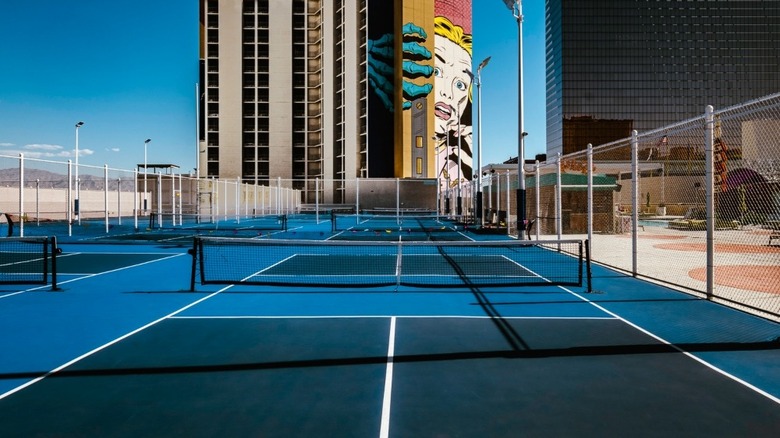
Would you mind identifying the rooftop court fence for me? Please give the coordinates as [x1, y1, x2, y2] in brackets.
[1, 93, 779, 319]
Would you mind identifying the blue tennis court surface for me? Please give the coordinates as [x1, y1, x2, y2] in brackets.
[1, 224, 780, 436]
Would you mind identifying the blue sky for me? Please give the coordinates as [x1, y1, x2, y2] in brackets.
[0, 1, 545, 174]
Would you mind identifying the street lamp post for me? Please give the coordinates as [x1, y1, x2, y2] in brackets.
[143, 138, 151, 214]
[74, 121, 84, 222]
[502, 0, 526, 238]
[456, 109, 462, 217]
[464, 56, 491, 227]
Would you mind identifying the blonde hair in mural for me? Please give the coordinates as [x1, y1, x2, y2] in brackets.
[434, 15, 472, 59]
[433, 14, 474, 191]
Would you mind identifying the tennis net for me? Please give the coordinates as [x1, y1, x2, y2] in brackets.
[150, 213, 288, 233]
[190, 237, 590, 291]
[0, 236, 58, 290]
[331, 211, 460, 233]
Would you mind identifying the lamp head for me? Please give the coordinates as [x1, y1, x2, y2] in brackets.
[502, 0, 516, 11]
[145, 139, 152, 144]
[478, 56, 491, 71]
[76, 121, 84, 128]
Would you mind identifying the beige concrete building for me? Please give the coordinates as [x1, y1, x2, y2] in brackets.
[199, 0, 367, 203]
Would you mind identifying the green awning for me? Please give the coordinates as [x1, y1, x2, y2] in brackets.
[526, 173, 618, 191]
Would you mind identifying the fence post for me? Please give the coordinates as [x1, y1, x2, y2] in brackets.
[104, 164, 109, 233]
[495, 173, 500, 226]
[178, 173, 183, 226]
[276, 177, 281, 215]
[19, 154, 24, 237]
[157, 171, 163, 228]
[505, 170, 510, 236]
[704, 105, 715, 300]
[396, 178, 400, 224]
[235, 176, 240, 223]
[36, 179, 40, 226]
[133, 169, 138, 230]
[556, 152, 562, 242]
[587, 143, 593, 245]
[535, 160, 540, 239]
[67, 160, 72, 236]
[117, 178, 122, 226]
[631, 130, 639, 277]
[356, 177, 361, 224]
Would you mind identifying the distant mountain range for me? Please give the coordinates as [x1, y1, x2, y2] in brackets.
[0, 168, 133, 190]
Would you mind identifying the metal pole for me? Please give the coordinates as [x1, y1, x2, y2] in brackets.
[534, 160, 540, 239]
[36, 179, 40, 226]
[488, 172, 493, 223]
[556, 153, 562, 242]
[118, 178, 122, 226]
[496, 172, 500, 225]
[67, 160, 72, 236]
[195, 83, 201, 224]
[457, 110, 462, 217]
[396, 178, 401, 225]
[587, 144, 593, 244]
[474, 56, 491, 226]
[172, 175, 177, 226]
[133, 169, 138, 230]
[104, 164, 109, 233]
[178, 173, 183, 226]
[157, 171, 162, 228]
[74, 121, 83, 222]
[704, 105, 715, 300]
[276, 177, 281, 215]
[315, 177, 320, 224]
[631, 130, 639, 277]
[235, 177, 240, 223]
[502, 0, 526, 237]
[143, 139, 151, 214]
[19, 154, 24, 237]
[506, 170, 511, 236]
[433, 136, 440, 218]
[356, 177, 360, 224]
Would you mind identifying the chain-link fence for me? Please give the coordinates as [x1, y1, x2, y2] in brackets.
[2, 93, 778, 319]
[523, 93, 780, 321]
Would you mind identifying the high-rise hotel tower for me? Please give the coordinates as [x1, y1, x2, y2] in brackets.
[199, 0, 474, 202]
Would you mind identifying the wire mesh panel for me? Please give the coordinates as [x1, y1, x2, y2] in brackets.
[708, 97, 780, 316]
[0, 236, 57, 289]
[191, 237, 587, 290]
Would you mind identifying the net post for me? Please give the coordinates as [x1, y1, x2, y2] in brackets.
[50, 236, 59, 291]
[395, 238, 403, 290]
[189, 237, 199, 291]
[42, 235, 48, 284]
[584, 239, 592, 293]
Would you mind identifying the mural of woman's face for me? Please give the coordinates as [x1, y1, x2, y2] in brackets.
[433, 36, 472, 135]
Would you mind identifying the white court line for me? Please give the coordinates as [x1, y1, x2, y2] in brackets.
[1, 252, 185, 299]
[51, 253, 186, 288]
[379, 316, 396, 438]
[557, 284, 780, 406]
[170, 315, 616, 321]
[0, 282, 236, 401]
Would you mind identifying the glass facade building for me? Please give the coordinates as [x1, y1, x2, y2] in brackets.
[546, 0, 780, 156]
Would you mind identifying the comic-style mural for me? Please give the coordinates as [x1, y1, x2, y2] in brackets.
[366, 0, 472, 182]
[433, 2, 473, 188]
